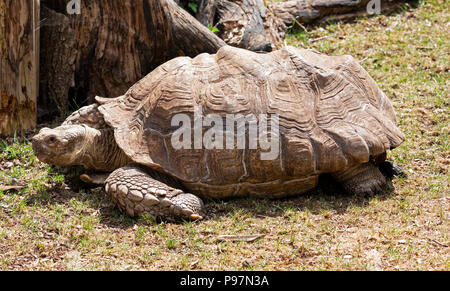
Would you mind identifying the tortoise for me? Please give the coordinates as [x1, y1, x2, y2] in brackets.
[32, 45, 405, 220]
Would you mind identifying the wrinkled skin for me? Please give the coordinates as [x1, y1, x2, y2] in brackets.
[32, 125, 88, 167]
[33, 124, 131, 173]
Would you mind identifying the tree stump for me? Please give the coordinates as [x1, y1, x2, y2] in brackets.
[0, 0, 40, 136]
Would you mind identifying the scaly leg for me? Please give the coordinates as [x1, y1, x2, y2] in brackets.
[332, 162, 387, 195]
[105, 165, 205, 220]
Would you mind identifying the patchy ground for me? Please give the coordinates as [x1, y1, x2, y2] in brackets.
[0, 0, 448, 270]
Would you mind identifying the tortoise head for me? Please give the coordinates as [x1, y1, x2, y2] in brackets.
[32, 125, 90, 167]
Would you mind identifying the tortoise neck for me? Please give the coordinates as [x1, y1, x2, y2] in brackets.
[82, 127, 131, 172]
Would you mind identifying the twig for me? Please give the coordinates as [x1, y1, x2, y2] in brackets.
[416, 46, 434, 50]
[360, 57, 369, 63]
[216, 234, 265, 243]
[294, 18, 308, 34]
[308, 35, 330, 43]
[0, 185, 24, 192]
[429, 239, 448, 248]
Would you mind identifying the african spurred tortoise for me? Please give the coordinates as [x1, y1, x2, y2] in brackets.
[32, 46, 405, 220]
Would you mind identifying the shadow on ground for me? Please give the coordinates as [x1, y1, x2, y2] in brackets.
[25, 166, 400, 230]
[203, 174, 398, 220]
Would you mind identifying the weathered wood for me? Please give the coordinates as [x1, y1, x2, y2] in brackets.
[38, 6, 76, 119]
[39, 0, 226, 119]
[197, 0, 273, 52]
[0, 0, 39, 136]
[197, 0, 218, 26]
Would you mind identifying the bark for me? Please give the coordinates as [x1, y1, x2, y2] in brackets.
[197, 0, 273, 52]
[39, 0, 226, 120]
[39, 6, 77, 119]
[0, 0, 39, 136]
[197, 0, 218, 26]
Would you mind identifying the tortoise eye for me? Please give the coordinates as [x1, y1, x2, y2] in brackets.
[46, 136, 57, 144]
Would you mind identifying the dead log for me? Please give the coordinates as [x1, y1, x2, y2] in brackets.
[38, 0, 226, 120]
[197, 0, 412, 49]
[0, 0, 40, 136]
[266, 0, 413, 47]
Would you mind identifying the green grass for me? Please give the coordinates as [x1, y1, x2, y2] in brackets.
[0, 0, 448, 270]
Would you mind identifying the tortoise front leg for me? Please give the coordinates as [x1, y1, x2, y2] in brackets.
[104, 165, 205, 221]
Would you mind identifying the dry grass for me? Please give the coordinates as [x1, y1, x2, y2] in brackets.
[0, 0, 448, 270]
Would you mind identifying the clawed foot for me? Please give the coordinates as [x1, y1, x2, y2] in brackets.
[104, 165, 205, 221]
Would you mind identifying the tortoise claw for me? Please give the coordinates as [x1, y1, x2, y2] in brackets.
[379, 161, 407, 179]
[190, 214, 204, 221]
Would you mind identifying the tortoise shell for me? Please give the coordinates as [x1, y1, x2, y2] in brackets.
[98, 46, 404, 199]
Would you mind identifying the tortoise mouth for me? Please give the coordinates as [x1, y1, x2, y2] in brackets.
[32, 140, 52, 162]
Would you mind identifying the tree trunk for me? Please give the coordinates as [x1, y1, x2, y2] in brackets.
[0, 0, 39, 136]
[38, 0, 226, 120]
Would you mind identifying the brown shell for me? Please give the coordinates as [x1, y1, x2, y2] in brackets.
[98, 46, 405, 199]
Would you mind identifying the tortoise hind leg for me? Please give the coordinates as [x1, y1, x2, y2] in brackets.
[332, 163, 386, 195]
[105, 165, 205, 220]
